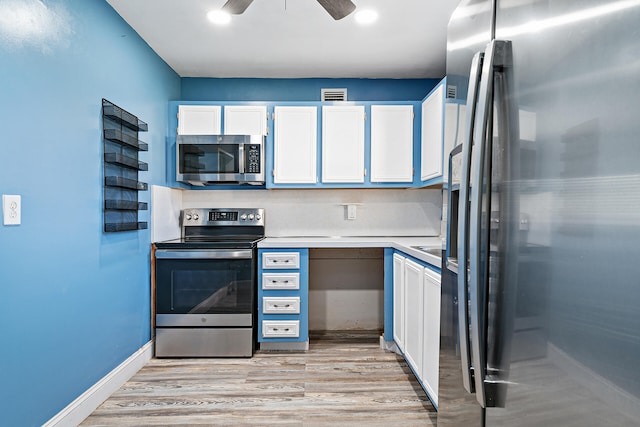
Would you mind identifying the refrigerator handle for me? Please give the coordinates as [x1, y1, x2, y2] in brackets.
[469, 39, 514, 409]
[457, 50, 484, 395]
[468, 39, 500, 409]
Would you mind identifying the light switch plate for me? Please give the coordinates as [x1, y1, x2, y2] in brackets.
[3, 194, 21, 225]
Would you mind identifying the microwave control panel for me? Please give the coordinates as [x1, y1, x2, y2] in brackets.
[246, 145, 261, 173]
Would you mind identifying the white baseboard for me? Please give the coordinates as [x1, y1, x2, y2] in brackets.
[380, 334, 400, 354]
[43, 341, 153, 427]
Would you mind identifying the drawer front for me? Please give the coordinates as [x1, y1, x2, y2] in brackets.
[262, 273, 300, 290]
[262, 320, 300, 338]
[263, 297, 301, 314]
[262, 252, 300, 269]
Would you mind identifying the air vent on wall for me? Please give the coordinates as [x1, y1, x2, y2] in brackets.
[446, 85, 457, 99]
[321, 88, 347, 101]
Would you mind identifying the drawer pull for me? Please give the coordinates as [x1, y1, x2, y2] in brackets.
[273, 304, 291, 308]
[273, 328, 290, 332]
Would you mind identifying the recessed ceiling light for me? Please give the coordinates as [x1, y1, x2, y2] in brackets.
[207, 10, 231, 25]
[355, 9, 378, 25]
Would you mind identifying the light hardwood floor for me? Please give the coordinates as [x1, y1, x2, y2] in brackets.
[81, 331, 436, 426]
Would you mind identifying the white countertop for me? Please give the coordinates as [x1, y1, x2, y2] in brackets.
[259, 236, 444, 268]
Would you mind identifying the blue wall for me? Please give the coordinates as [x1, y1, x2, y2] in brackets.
[0, 2, 437, 425]
[0, 1, 180, 425]
[181, 77, 438, 101]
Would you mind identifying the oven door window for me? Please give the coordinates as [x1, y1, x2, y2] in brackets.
[179, 144, 240, 174]
[156, 258, 253, 314]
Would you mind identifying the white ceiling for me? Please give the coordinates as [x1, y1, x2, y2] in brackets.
[106, 0, 458, 79]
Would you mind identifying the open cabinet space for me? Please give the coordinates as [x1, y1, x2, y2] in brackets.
[308, 248, 384, 333]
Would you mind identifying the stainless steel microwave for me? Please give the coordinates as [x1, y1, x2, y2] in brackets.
[176, 135, 265, 185]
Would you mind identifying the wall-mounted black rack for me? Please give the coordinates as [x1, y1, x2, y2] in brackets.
[102, 99, 148, 232]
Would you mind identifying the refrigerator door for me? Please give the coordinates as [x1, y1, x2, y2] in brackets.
[484, 0, 640, 425]
[439, 0, 493, 425]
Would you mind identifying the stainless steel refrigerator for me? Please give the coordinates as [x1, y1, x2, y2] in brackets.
[439, 0, 640, 425]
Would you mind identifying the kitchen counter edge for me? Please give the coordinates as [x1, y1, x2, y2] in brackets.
[258, 236, 443, 268]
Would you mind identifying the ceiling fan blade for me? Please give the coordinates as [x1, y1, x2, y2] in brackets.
[317, 0, 356, 20]
[221, 0, 254, 15]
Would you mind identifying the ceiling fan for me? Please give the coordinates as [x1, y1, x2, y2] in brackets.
[221, 0, 357, 21]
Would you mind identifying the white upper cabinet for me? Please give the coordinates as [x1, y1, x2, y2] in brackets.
[177, 105, 221, 135]
[273, 106, 318, 184]
[370, 105, 414, 182]
[422, 80, 466, 184]
[224, 105, 268, 136]
[421, 84, 445, 181]
[442, 103, 466, 184]
[321, 105, 365, 183]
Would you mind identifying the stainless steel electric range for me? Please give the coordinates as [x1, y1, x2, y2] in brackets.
[154, 208, 264, 357]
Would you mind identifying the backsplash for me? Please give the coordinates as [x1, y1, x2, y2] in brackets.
[153, 186, 443, 239]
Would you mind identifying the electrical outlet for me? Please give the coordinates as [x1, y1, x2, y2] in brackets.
[347, 204, 357, 220]
[3, 194, 21, 225]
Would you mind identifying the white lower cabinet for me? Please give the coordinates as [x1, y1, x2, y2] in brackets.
[258, 249, 308, 347]
[261, 273, 300, 290]
[422, 268, 441, 405]
[393, 253, 406, 352]
[404, 259, 424, 380]
[393, 251, 441, 405]
[262, 320, 300, 338]
[262, 297, 301, 314]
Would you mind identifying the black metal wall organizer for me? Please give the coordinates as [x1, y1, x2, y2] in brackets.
[102, 99, 148, 232]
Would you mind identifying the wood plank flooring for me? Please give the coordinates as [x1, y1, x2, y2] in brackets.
[81, 331, 436, 426]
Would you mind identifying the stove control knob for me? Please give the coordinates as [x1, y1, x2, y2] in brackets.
[193, 214, 199, 220]
[240, 214, 247, 220]
[256, 214, 262, 220]
[248, 214, 255, 220]
[185, 214, 192, 220]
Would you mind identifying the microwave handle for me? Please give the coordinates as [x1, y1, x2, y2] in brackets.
[238, 143, 245, 174]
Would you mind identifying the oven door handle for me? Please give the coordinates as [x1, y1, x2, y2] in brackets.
[155, 249, 253, 259]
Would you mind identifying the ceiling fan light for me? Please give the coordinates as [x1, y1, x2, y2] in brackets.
[207, 10, 231, 25]
[355, 9, 378, 25]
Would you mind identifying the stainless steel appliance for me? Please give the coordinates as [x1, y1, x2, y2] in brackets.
[176, 134, 264, 185]
[154, 208, 265, 357]
[439, 0, 640, 425]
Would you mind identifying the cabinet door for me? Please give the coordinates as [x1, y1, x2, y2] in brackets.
[321, 105, 365, 183]
[393, 253, 406, 352]
[404, 258, 424, 379]
[224, 105, 268, 135]
[370, 105, 414, 182]
[422, 268, 441, 404]
[442, 103, 462, 184]
[177, 105, 221, 135]
[421, 84, 445, 180]
[273, 106, 317, 184]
